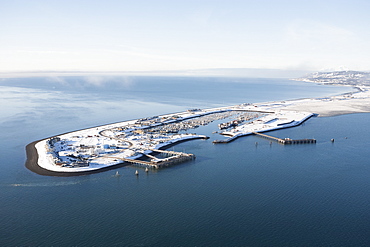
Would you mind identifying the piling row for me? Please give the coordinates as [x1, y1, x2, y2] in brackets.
[283, 139, 316, 144]
[252, 132, 316, 145]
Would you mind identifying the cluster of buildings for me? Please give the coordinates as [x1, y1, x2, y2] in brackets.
[37, 108, 232, 172]
[36, 103, 314, 173]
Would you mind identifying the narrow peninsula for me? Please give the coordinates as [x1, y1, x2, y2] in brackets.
[26, 71, 370, 176]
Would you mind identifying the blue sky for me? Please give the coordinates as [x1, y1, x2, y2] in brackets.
[1, 0, 370, 72]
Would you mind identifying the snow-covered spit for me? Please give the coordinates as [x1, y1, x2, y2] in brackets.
[291, 70, 370, 116]
[31, 81, 370, 174]
[281, 86, 370, 117]
[32, 103, 314, 174]
[33, 107, 231, 173]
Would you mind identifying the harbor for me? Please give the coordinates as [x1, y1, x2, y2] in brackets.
[213, 110, 314, 144]
[29, 102, 316, 175]
[10, 70, 370, 246]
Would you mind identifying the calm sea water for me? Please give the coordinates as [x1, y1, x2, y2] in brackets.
[0, 76, 369, 246]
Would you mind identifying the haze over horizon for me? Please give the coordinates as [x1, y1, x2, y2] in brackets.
[1, 0, 370, 74]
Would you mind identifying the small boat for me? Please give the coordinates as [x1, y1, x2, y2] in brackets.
[135, 170, 139, 175]
[145, 167, 149, 172]
[113, 171, 121, 177]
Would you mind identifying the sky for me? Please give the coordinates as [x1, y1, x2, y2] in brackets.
[1, 0, 370, 73]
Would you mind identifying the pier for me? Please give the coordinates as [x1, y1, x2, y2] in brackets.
[106, 149, 195, 169]
[252, 132, 316, 144]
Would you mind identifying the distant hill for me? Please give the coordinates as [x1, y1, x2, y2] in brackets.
[296, 71, 370, 86]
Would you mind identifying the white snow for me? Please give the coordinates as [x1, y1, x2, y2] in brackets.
[34, 85, 370, 173]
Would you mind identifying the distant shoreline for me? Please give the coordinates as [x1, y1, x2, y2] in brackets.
[282, 86, 370, 117]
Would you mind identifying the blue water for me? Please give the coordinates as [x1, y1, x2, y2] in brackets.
[0, 76, 369, 246]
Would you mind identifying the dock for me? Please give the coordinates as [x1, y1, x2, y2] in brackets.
[106, 149, 195, 169]
[252, 132, 316, 144]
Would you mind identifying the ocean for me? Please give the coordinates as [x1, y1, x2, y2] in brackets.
[0, 76, 369, 246]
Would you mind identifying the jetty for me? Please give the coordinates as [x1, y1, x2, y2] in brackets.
[252, 132, 316, 144]
[213, 135, 241, 144]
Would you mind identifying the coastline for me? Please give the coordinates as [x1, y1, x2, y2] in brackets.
[26, 135, 209, 176]
[25, 84, 370, 176]
[25, 140, 128, 176]
[282, 86, 370, 117]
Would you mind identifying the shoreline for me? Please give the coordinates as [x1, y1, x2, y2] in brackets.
[25, 84, 370, 176]
[25, 140, 128, 176]
[282, 86, 370, 117]
[25, 135, 209, 176]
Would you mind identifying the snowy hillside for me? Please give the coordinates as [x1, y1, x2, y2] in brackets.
[296, 71, 370, 86]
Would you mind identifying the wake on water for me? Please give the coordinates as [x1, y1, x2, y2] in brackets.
[9, 181, 82, 187]
[6, 172, 123, 187]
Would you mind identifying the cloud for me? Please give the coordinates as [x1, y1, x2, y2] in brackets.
[278, 20, 365, 70]
[284, 20, 355, 50]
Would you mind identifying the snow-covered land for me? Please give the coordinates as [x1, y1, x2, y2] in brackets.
[34, 104, 315, 173]
[32, 71, 370, 174]
[220, 111, 313, 138]
[35, 108, 220, 173]
[295, 71, 370, 86]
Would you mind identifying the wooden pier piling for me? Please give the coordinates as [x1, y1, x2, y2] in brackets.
[252, 132, 316, 145]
